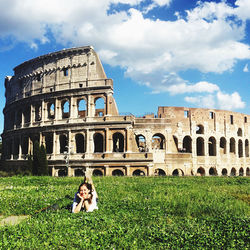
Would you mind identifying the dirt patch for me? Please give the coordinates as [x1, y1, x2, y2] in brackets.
[0, 215, 29, 226]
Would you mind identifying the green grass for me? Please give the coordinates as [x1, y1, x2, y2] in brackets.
[0, 176, 249, 249]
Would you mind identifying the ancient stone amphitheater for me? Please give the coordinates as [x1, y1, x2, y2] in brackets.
[2, 46, 250, 176]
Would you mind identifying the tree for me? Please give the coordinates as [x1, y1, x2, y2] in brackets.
[32, 142, 48, 176]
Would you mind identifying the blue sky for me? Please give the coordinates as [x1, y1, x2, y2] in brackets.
[0, 0, 250, 134]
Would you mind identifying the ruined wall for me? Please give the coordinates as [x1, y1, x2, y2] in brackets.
[2, 47, 250, 177]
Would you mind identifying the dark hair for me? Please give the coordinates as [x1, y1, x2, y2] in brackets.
[78, 182, 93, 193]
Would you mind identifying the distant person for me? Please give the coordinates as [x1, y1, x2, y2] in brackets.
[72, 176, 98, 213]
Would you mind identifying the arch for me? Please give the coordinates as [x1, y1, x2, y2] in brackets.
[239, 167, 244, 176]
[152, 133, 165, 150]
[246, 168, 250, 176]
[219, 137, 227, 155]
[94, 133, 104, 153]
[237, 128, 242, 137]
[183, 136, 192, 153]
[13, 137, 20, 157]
[62, 100, 70, 118]
[238, 139, 243, 158]
[196, 124, 204, 134]
[136, 134, 146, 152]
[45, 133, 53, 154]
[155, 168, 166, 176]
[197, 167, 205, 176]
[95, 97, 105, 117]
[75, 169, 84, 177]
[209, 167, 217, 176]
[197, 137, 204, 156]
[93, 169, 104, 176]
[172, 169, 184, 176]
[21, 136, 29, 155]
[221, 168, 228, 176]
[230, 168, 236, 176]
[59, 134, 68, 154]
[113, 132, 124, 152]
[230, 138, 236, 154]
[132, 169, 145, 176]
[208, 137, 216, 156]
[112, 169, 124, 176]
[23, 106, 31, 124]
[75, 133, 85, 153]
[78, 99, 87, 117]
[245, 139, 249, 157]
[15, 110, 22, 128]
[35, 104, 42, 121]
[48, 103, 55, 119]
[58, 169, 68, 177]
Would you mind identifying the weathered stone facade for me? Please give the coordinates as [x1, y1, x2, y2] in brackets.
[2, 46, 250, 176]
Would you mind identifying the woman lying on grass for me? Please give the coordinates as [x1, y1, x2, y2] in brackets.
[72, 176, 98, 213]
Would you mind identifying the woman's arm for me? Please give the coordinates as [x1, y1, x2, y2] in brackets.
[72, 194, 84, 213]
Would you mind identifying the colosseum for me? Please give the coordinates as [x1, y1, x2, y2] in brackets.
[2, 46, 250, 177]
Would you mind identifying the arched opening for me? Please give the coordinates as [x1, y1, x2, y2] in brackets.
[75, 169, 84, 177]
[136, 135, 146, 152]
[13, 137, 20, 157]
[132, 169, 145, 176]
[35, 104, 42, 121]
[208, 137, 216, 156]
[45, 133, 53, 154]
[75, 134, 85, 153]
[95, 97, 105, 117]
[221, 168, 228, 176]
[152, 134, 165, 150]
[209, 167, 217, 176]
[183, 136, 192, 153]
[154, 168, 166, 176]
[196, 124, 204, 134]
[172, 169, 184, 176]
[230, 138, 236, 154]
[112, 169, 124, 176]
[6, 140, 12, 159]
[48, 103, 55, 119]
[23, 106, 31, 124]
[93, 169, 104, 176]
[238, 139, 243, 158]
[78, 99, 87, 117]
[58, 169, 68, 177]
[62, 100, 70, 118]
[219, 137, 227, 155]
[113, 132, 124, 152]
[239, 168, 244, 176]
[94, 133, 104, 153]
[21, 136, 29, 155]
[246, 168, 250, 176]
[197, 167, 205, 176]
[197, 137, 204, 156]
[237, 128, 242, 137]
[59, 134, 68, 154]
[230, 168, 236, 176]
[245, 140, 249, 157]
[16, 110, 22, 128]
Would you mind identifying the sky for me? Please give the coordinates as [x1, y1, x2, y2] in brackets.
[0, 0, 250, 134]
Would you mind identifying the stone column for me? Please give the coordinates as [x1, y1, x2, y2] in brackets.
[106, 128, 111, 153]
[55, 98, 61, 120]
[41, 100, 46, 122]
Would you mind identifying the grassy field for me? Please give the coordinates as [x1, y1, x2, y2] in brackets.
[0, 176, 249, 249]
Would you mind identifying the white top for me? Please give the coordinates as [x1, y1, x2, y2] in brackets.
[72, 190, 98, 213]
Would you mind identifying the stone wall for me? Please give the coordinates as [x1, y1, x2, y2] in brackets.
[2, 46, 250, 177]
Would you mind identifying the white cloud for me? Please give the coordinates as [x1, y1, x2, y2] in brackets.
[243, 63, 249, 72]
[217, 91, 245, 110]
[168, 81, 220, 95]
[0, 0, 249, 108]
[185, 91, 245, 111]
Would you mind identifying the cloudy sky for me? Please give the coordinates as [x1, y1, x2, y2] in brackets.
[0, 0, 250, 133]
